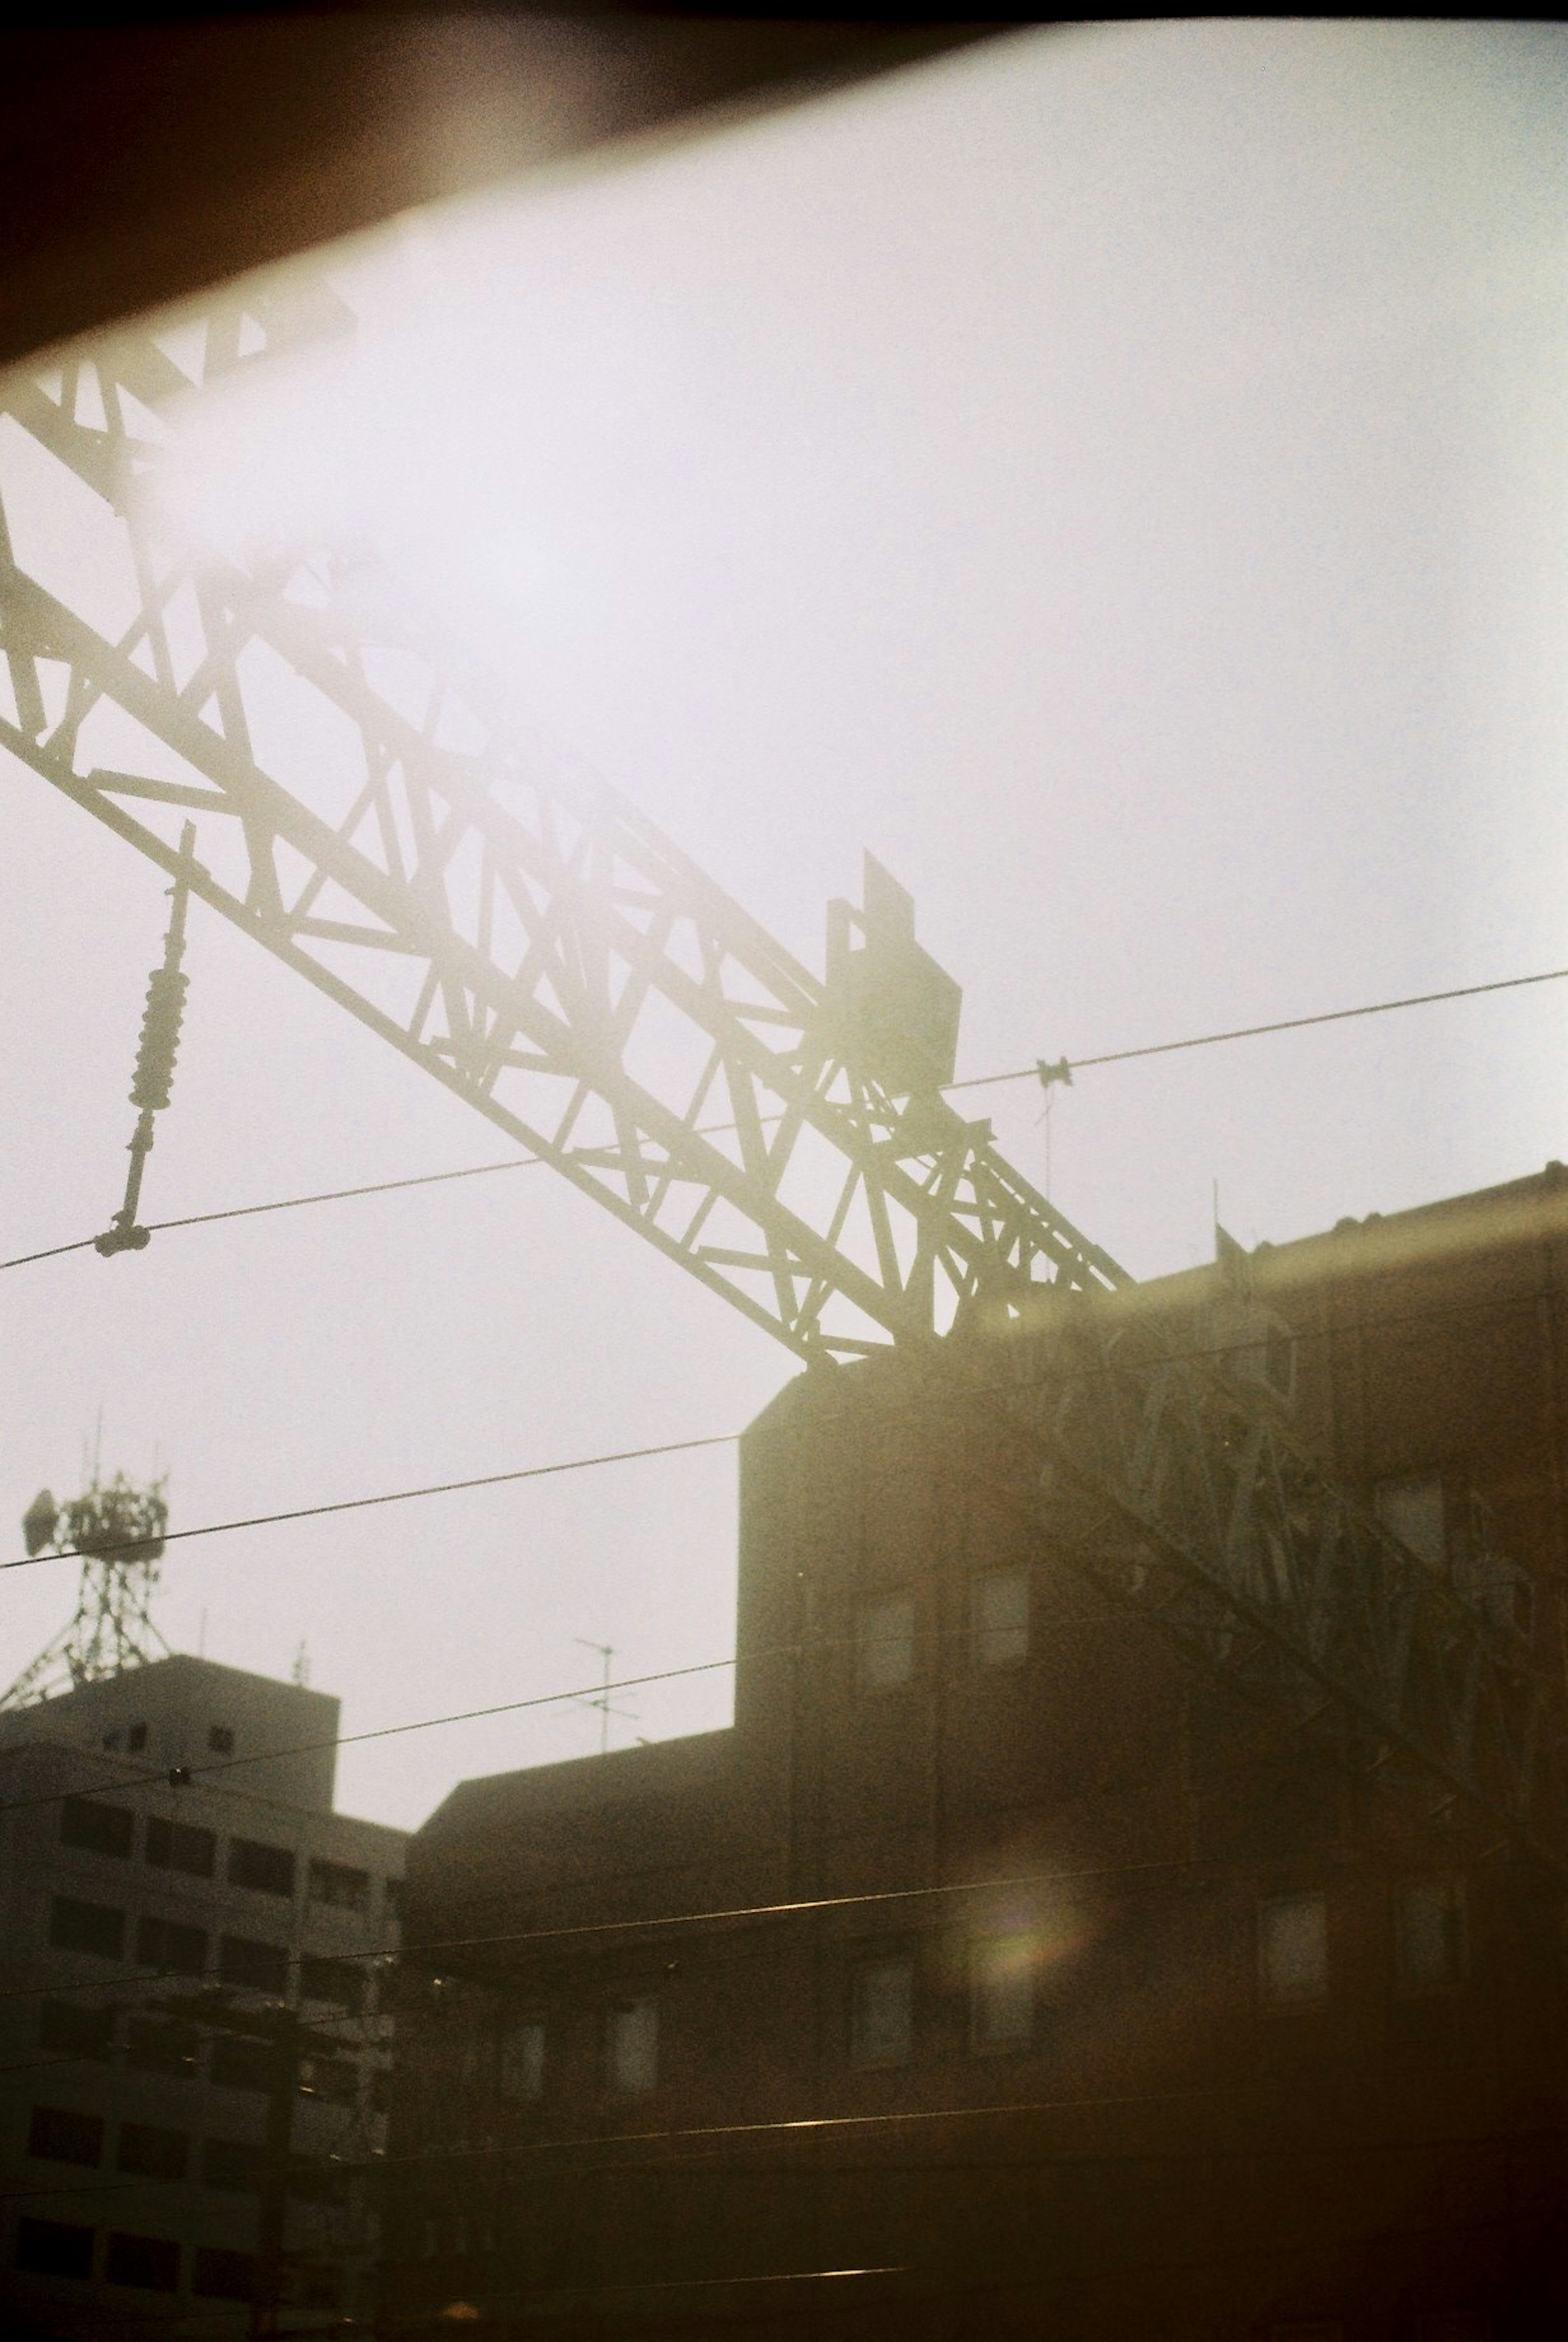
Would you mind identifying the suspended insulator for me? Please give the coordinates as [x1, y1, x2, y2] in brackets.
[129, 967, 188, 1112]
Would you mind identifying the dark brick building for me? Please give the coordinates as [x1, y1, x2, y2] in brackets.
[386, 1166, 1568, 2339]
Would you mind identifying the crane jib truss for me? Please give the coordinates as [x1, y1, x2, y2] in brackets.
[0, 280, 1560, 1868]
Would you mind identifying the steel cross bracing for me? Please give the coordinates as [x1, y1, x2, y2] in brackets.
[0, 287, 1126, 1366]
[1, 284, 1561, 1866]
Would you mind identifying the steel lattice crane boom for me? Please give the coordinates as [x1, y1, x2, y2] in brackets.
[1, 279, 1561, 1868]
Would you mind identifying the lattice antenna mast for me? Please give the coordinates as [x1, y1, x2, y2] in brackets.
[0, 1475, 171, 1708]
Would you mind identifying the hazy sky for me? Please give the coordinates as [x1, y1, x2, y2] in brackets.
[2, 20, 1564, 1829]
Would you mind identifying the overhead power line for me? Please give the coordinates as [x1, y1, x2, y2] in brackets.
[946, 962, 1568, 1093]
[0, 1278, 1550, 1584]
[0, 1431, 738, 1578]
[5, 959, 1564, 1276]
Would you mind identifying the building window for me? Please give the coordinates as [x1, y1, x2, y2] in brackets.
[1258, 1892, 1328, 2006]
[289, 2158, 347, 2206]
[1374, 1476, 1446, 1572]
[850, 1954, 914, 2068]
[299, 2055, 359, 2105]
[499, 2018, 546, 2101]
[1395, 1877, 1467, 1994]
[118, 2123, 189, 2182]
[126, 2017, 200, 2080]
[39, 2000, 114, 2062]
[105, 2231, 180, 2292]
[970, 1932, 1035, 2053]
[125, 1723, 148, 1753]
[136, 1916, 207, 1979]
[16, 2218, 94, 2280]
[145, 1815, 216, 1878]
[49, 1895, 126, 1961]
[60, 1796, 134, 1858]
[856, 1593, 916, 1692]
[300, 1956, 365, 2013]
[207, 1725, 234, 1755]
[193, 2247, 256, 2302]
[228, 1838, 295, 1898]
[28, 2105, 105, 2166]
[971, 1567, 1030, 1669]
[308, 1857, 370, 1910]
[218, 1934, 289, 1995]
[209, 2034, 271, 2093]
[604, 1999, 658, 2096]
[202, 2137, 263, 2192]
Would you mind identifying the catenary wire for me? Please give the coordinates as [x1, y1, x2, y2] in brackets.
[944, 961, 1568, 1091]
[1, 1274, 1552, 1584]
[4, 959, 1564, 1275]
[0, 1261, 1548, 1821]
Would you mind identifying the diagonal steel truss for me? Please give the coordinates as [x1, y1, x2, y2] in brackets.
[2, 281, 1561, 1866]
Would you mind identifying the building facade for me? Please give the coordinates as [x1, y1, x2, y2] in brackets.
[386, 1168, 1568, 2339]
[0, 1654, 405, 2338]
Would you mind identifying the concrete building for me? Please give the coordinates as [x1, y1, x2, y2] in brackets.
[386, 1167, 1568, 2340]
[0, 1654, 405, 2338]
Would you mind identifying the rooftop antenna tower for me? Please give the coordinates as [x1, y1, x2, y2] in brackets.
[0, 1471, 171, 1709]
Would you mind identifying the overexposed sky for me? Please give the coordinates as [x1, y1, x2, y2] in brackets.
[1, 20, 1564, 1827]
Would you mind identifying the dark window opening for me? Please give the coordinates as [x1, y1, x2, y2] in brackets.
[145, 1815, 216, 1877]
[289, 2159, 347, 2206]
[16, 2218, 94, 2280]
[218, 1934, 289, 1994]
[229, 1838, 295, 1898]
[308, 1857, 370, 1910]
[39, 1999, 114, 2062]
[207, 1725, 235, 1755]
[28, 2104, 105, 2166]
[125, 2017, 200, 2080]
[194, 2246, 256, 2301]
[118, 2123, 189, 2182]
[60, 1796, 134, 1858]
[136, 1915, 207, 1978]
[299, 1955, 364, 2013]
[49, 1896, 125, 1960]
[105, 2231, 180, 2291]
[126, 1723, 148, 1754]
[298, 2054, 359, 2105]
[202, 2136, 263, 2193]
[210, 2034, 272, 2093]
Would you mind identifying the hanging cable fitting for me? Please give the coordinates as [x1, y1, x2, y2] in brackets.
[1036, 1056, 1073, 1091]
[95, 823, 196, 1259]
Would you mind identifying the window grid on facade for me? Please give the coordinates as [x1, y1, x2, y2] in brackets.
[1257, 1892, 1329, 2006]
[850, 1954, 914, 2068]
[855, 1592, 916, 1692]
[971, 1567, 1030, 1669]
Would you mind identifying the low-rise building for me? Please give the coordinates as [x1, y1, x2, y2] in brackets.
[385, 1166, 1568, 2339]
[0, 1654, 404, 2338]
